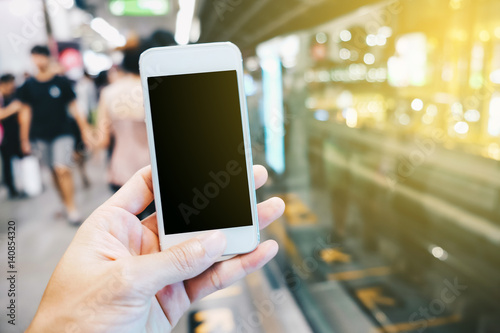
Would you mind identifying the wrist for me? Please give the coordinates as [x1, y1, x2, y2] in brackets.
[27, 308, 79, 333]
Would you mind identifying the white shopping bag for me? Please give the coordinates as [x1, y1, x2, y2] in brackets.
[12, 155, 43, 197]
[12, 156, 23, 193]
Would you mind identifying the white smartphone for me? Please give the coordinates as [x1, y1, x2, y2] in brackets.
[139, 42, 260, 258]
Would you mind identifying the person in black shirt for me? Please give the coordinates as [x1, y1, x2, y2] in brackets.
[0, 74, 24, 199]
[17, 45, 89, 224]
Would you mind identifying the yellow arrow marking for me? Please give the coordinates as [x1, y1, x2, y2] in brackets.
[276, 193, 318, 225]
[193, 308, 235, 333]
[371, 314, 461, 333]
[356, 287, 396, 310]
[328, 266, 392, 281]
[319, 248, 351, 263]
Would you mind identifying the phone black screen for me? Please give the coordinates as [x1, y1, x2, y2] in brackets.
[147, 70, 253, 235]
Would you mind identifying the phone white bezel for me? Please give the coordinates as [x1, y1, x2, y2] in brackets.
[139, 42, 260, 257]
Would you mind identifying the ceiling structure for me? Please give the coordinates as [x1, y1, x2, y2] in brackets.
[83, 0, 178, 37]
[197, 0, 384, 51]
[77, 0, 384, 50]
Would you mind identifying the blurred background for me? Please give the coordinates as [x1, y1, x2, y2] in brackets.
[1, 0, 500, 332]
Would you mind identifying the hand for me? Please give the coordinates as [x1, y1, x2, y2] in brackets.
[27, 165, 285, 333]
[80, 127, 93, 151]
[86, 126, 109, 150]
[21, 140, 31, 155]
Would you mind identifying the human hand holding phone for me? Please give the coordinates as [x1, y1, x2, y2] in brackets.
[27, 165, 284, 333]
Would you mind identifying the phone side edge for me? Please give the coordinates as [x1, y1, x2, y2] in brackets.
[234, 45, 261, 253]
[139, 60, 168, 250]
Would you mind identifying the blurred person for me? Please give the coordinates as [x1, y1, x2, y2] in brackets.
[26, 165, 284, 332]
[93, 69, 116, 161]
[95, 44, 153, 219]
[107, 65, 124, 85]
[73, 71, 98, 188]
[76, 71, 97, 121]
[70, 115, 91, 189]
[94, 69, 110, 98]
[148, 29, 176, 48]
[16, 45, 89, 224]
[51, 61, 66, 76]
[0, 74, 24, 199]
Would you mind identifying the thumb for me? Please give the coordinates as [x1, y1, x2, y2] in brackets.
[127, 231, 227, 295]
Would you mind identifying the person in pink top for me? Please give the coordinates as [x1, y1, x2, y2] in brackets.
[95, 45, 154, 219]
[95, 32, 177, 219]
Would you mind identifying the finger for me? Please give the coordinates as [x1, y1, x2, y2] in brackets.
[139, 212, 161, 255]
[253, 165, 268, 190]
[127, 231, 227, 295]
[257, 197, 285, 230]
[105, 165, 154, 215]
[184, 240, 279, 302]
[155, 281, 191, 327]
[141, 212, 159, 236]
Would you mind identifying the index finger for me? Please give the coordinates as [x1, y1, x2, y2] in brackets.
[104, 165, 155, 215]
[253, 164, 268, 190]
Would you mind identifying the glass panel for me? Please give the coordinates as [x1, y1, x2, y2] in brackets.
[251, 0, 500, 331]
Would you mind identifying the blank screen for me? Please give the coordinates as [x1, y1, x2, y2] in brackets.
[147, 70, 253, 235]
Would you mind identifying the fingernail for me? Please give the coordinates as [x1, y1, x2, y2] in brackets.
[199, 231, 226, 258]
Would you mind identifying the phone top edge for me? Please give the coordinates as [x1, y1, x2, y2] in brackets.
[139, 42, 243, 79]
[140, 42, 241, 65]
